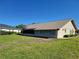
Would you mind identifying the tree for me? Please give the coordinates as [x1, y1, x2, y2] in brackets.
[16, 24, 25, 29]
[32, 22, 36, 24]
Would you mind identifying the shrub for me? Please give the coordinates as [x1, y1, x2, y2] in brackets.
[0, 31, 9, 35]
[64, 35, 68, 37]
[64, 34, 77, 37]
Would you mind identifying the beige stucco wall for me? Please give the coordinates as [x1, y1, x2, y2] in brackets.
[57, 21, 76, 38]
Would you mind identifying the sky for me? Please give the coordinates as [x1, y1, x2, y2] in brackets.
[0, 0, 79, 28]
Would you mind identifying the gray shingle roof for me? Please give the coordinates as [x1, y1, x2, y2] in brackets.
[24, 19, 72, 30]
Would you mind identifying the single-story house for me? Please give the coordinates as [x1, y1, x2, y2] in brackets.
[21, 19, 77, 38]
[0, 24, 21, 33]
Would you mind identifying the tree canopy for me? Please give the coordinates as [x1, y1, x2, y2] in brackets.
[16, 24, 25, 29]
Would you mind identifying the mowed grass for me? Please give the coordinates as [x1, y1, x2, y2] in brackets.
[0, 34, 79, 59]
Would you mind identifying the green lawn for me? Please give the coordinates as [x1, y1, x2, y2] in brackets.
[0, 34, 79, 59]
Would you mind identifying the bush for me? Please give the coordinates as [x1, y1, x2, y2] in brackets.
[0, 31, 9, 35]
[64, 35, 68, 37]
[64, 34, 77, 37]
